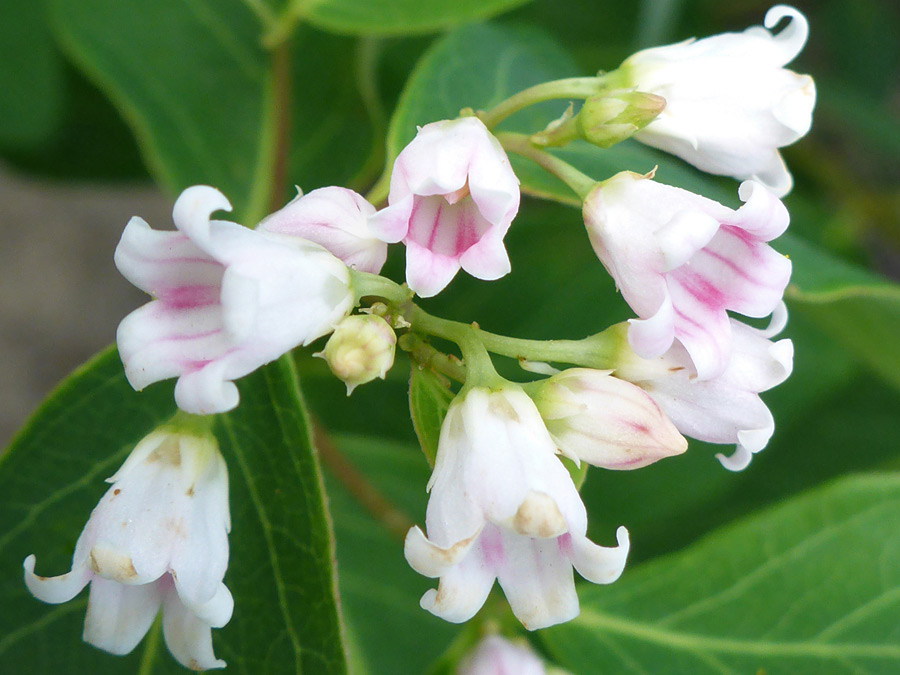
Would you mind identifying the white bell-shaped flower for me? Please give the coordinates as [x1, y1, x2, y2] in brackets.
[23, 421, 232, 670]
[614, 309, 794, 470]
[115, 185, 354, 414]
[616, 5, 815, 195]
[404, 386, 629, 630]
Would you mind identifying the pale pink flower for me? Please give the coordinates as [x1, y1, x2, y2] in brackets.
[24, 426, 231, 670]
[614, 310, 794, 470]
[533, 368, 687, 469]
[371, 117, 520, 297]
[405, 387, 628, 630]
[584, 172, 791, 380]
[257, 186, 397, 274]
[115, 185, 354, 414]
[618, 5, 815, 196]
[458, 635, 548, 675]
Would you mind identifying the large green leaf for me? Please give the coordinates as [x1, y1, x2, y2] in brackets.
[50, 0, 371, 222]
[304, 0, 533, 36]
[0, 349, 347, 674]
[0, 0, 63, 148]
[324, 434, 458, 674]
[541, 474, 900, 674]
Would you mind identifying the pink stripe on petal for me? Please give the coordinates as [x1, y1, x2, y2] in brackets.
[160, 285, 220, 309]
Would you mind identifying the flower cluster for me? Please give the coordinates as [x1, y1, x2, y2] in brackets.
[24, 5, 812, 670]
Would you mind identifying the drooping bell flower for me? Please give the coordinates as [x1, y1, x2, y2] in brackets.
[115, 185, 354, 414]
[584, 172, 791, 380]
[24, 420, 232, 670]
[612, 5, 815, 196]
[371, 117, 520, 297]
[404, 386, 629, 630]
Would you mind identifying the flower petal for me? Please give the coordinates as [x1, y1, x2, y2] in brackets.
[82, 577, 162, 656]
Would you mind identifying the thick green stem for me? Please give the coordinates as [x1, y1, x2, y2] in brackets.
[477, 77, 607, 129]
[497, 131, 597, 200]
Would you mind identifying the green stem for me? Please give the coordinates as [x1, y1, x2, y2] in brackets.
[351, 272, 618, 371]
[497, 131, 597, 200]
[477, 77, 607, 129]
[267, 40, 293, 214]
[400, 333, 467, 383]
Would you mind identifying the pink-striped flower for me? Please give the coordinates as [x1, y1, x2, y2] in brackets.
[613, 311, 794, 470]
[371, 117, 520, 297]
[404, 387, 629, 630]
[584, 172, 791, 380]
[257, 186, 396, 274]
[115, 185, 354, 414]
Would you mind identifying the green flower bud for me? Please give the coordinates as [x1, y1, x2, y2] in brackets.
[318, 314, 396, 394]
[576, 91, 666, 148]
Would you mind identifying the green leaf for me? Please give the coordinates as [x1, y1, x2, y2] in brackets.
[0, 349, 348, 674]
[0, 0, 63, 148]
[50, 0, 372, 221]
[541, 474, 900, 674]
[386, 22, 581, 160]
[408, 364, 455, 466]
[304, 0, 533, 36]
[324, 434, 458, 673]
[780, 234, 900, 391]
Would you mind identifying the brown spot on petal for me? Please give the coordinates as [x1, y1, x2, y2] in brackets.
[487, 396, 519, 422]
[186, 485, 195, 497]
[188, 659, 202, 671]
[146, 436, 182, 466]
[513, 491, 567, 538]
[668, 366, 685, 373]
[89, 547, 137, 580]
[112, 489, 121, 497]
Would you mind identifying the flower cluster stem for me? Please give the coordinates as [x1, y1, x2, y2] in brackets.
[497, 132, 597, 200]
[350, 271, 618, 373]
[477, 76, 607, 129]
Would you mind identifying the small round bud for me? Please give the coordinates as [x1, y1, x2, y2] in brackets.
[317, 314, 396, 394]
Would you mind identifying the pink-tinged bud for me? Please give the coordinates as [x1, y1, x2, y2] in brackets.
[404, 386, 628, 631]
[583, 172, 791, 381]
[317, 314, 396, 394]
[257, 186, 388, 274]
[370, 117, 520, 297]
[115, 185, 354, 414]
[613, 5, 815, 196]
[533, 368, 686, 470]
[458, 635, 548, 675]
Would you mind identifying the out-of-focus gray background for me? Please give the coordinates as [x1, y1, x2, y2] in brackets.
[0, 164, 168, 444]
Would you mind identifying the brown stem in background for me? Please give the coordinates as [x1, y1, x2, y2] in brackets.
[268, 40, 293, 214]
[312, 421, 414, 542]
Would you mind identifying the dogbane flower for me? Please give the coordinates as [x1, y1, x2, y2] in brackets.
[613, 5, 815, 196]
[370, 116, 520, 297]
[612, 310, 794, 471]
[115, 185, 354, 414]
[257, 186, 400, 274]
[533, 368, 687, 469]
[584, 172, 791, 380]
[458, 635, 548, 675]
[405, 386, 629, 630]
[24, 422, 231, 670]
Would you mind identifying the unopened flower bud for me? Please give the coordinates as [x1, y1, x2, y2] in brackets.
[533, 368, 686, 470]
[576, 92, 666, 148]
[318, 314, 396, 394]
